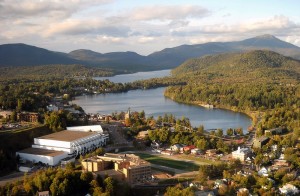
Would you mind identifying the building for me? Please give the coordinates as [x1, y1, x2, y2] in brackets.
[191, 148, 203, 155]
[17, 125, 108, 166]
[0, 110, 13, 119]
[170, 144, 184, 152]
[258, 167, 269, 176]
[253, 136, 269, 148]
[17, 112, 39, 123]
[279, 184, 299, 195]
[137, 130, 149, 139]
[183, 145, 196, 152]
[232, 147, 251, 162]
[38, 191, 50, 196]
[205, 149, 217, 157]
[265, 127, 282, 136]
[82, 153, 151, 184]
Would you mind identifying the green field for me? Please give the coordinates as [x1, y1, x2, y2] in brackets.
[135, 153, 199, 171]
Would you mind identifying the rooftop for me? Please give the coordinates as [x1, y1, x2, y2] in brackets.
[67, 125, 103, 132]
[18, 148, 65, 157]
[37, 130, 96, 142]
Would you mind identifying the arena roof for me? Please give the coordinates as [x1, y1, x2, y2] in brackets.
[37, 130, 96, 142]
[18, 148, 65, 157]
[67, 125, 103, 132]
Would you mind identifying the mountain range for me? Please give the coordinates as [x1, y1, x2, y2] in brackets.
[1, 34, 300, 72]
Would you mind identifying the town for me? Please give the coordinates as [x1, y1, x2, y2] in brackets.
[0, 97, 299, 195]
[1, 1, 300, 195]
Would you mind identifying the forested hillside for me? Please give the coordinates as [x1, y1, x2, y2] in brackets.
[165, 50, 300, 136]
[0, 64, 117, 81]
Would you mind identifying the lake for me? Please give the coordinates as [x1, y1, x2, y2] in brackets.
[72, 70, 252, 131]
[94, 69, 171, 83]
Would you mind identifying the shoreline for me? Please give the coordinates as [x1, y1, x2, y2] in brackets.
[164, 94, 258, 130]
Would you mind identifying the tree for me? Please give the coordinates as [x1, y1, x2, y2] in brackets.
[216, 129, 223, 137]
[226, 128, 233, 136]
[196, 138, 208, 151]
[165, 184, 194, 196]
[197, 125, 204, 134]
[104, 177, 115, 195]
[124, 117, 131, 127]
[16, 99, 22, 112]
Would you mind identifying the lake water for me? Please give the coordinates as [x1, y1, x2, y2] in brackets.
[72, 70, 252, 131]
[94, 69, 171, 83]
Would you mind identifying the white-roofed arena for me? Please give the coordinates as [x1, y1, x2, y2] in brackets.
[17, 125, 109, 166]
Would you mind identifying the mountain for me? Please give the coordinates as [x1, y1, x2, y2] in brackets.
[0, 43, 82, 66]
[68, 49, 155, 71]
[171, 50, 300, 84]
[1, 35, 300, 72]
[148, 34, 300, 67]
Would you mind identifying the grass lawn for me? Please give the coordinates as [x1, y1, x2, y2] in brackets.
[135, 153, 199, 171]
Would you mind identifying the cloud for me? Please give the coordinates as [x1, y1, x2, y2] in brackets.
[241, 15, 297, 32]
[138, 36, 155, 43]
[97, 35, 123, 43]
[128, 5, 210, 21]
[170, 15, 300, 39]
[43, 19, 131, 37]
[0, 0, 113, 20]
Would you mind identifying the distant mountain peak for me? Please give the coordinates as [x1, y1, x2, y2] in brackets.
[255, 34, 277, 39]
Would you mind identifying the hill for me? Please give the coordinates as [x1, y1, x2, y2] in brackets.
[171, 50, 300, 84]
[1, 35, 300, 72]
[0, 43, 81, 66]
[165, 50, 300, 131]
[68, 49, 157, 72]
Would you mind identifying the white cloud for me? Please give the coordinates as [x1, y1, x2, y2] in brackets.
[43, 19, 131, 37]
[0, 0, 113, 20]
[138, 36, 155, 43]
[97, 35, 123, 43]
[128, 5, 210, 21]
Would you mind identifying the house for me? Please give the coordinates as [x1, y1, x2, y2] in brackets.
[183, 145, 196, 152]
[38, 191, 50, 196]
[137, 130, 148, 139]
[264, 127, 282, 136]
[253, 136, 269, 148]
[151, 141, 161, 149]
[232, 147, 251, 162]
[191, 148, 203, 155]
[206, 149, 217, 157]
[17, 112, 40, 123]
[0, 110, 13, 119]
[237, 188, 249, 196]
[170, 144, 184, 152]
[279, 184, 299, 195]
[258, 167, 269, 177]
[272, 159, 290, 169]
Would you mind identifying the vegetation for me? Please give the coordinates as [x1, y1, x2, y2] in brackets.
[0, 64, 115, 81]
[0, 165, 129, 196]
[165, 50, 300, 133]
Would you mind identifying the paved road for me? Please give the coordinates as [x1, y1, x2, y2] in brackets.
[0, 172, 26, 186]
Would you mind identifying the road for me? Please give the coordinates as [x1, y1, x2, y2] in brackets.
[0, 172, 26, 186]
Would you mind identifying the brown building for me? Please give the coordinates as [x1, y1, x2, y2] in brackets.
[82, 153, 151, 184]
[253, 136, 270, 148]
[17, 112, 39, 123]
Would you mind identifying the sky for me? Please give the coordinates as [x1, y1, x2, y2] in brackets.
[0, 0, 299, 55]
